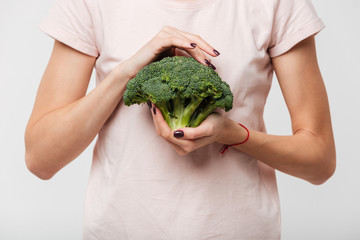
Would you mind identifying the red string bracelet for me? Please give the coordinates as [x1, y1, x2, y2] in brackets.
[220, 123, 249, 154]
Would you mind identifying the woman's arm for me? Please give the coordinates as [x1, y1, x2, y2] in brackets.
[25, 40, 128, 180]
[25, 26, 219, 180]
[237, 36, 336, 185]
[150, 36, 336, 185]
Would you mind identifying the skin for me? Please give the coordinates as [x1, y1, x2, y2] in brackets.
[25, 26, 335, 184]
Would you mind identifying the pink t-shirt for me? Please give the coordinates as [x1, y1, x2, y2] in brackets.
[40, 0, 324, 239]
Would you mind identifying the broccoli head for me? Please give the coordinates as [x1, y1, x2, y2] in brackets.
[123, 56, 233, 130]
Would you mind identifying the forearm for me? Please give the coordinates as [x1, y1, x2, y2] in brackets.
[220, 119, 336, 184]
[25, 63, 131, 179]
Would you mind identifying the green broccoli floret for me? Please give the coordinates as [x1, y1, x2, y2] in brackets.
[123, 56, 233, 130]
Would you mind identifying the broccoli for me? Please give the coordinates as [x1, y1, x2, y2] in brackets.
[123, 56, 233, 130]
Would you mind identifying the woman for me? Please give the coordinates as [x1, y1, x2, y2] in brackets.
[25, 0, 336, 238]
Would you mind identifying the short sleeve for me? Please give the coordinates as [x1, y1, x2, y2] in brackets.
[268, 0, 325, 58]
[39, 0, 99, 57]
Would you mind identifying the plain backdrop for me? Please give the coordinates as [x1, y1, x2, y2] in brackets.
[0, 0, 359, 239]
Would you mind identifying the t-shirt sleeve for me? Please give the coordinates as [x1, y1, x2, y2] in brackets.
[39, 0, 99, 57]
[268, 0, 325, 58]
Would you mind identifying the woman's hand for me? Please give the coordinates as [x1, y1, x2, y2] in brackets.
[150, 103, 223, 155]
[124, 26, 219, 79]
[149, 103, 243, 156]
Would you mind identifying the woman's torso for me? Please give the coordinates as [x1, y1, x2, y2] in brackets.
[84, 0, 280, 239]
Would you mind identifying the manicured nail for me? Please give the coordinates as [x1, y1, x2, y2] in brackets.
[204, 59, 216, 70]
[147, 100, 151, 109]
[213, 49, 220, 56]
[190, 43, 197, 48]
[174, 130, 184, 138]
[153, 106, 156, 115]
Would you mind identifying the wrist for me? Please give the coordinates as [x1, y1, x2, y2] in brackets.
[102, 62, 135, 96]
[118, 58, 139, 80]
[216, 118, 236, 144]
[218, 120, 250, 154]
[217, 119, 248, 145]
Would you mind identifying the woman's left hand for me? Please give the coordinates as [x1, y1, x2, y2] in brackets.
[149, 103, 227, 155]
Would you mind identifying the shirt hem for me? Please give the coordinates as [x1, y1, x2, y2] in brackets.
[268, 18, 325, 58]
[39, 21, 99, 58]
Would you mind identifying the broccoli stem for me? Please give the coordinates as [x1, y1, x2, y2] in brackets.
[169, 97, 203, 129]
[156, 103, 172, 127]
[188, 104, 217, 128]
[182, 97, 204, 126]
[171, 96, 185, 128]
[166, 96, 204, 130]
[155, 97, 216, 130]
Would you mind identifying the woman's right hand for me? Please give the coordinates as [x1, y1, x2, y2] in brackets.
[124, 26, 220, 79]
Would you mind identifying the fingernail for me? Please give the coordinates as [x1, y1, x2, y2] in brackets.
[190, 43, 197, 48]
[213, 49, 220, 56]
[174, 130, 184, 138]
[204, 59, 216, 70]
[153, 106, 156, 115]
[147, 100, 151, 109]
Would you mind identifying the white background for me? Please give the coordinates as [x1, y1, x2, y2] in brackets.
[0, 0, 359, 239]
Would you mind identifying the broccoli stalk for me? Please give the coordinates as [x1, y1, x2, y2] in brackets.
[123, 56, 233, 130]
[164, 95, 204, 129]
[188, 103, 217, 128]
[155, 101, 172, 127]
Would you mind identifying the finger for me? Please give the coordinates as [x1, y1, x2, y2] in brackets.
[156, 27, 197, 53]
[174, 124, 214, 140]
[173, 136, 213, 154]
[155, 35, 202, 63]
[151, 104, 198, 147]
[173, 114, 217, 140]
[151, 104, 181, 148]
[172, 27, 220, 57]
[150, 103, 161, 135]
[162, 27, 217, 69]
[151, 103, 215, 155]
[152, 104, 172, 135]
[150, 103, 190, 155]
[164, 36, 197, 50]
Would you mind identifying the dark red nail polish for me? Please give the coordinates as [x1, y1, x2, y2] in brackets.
[213, 49, 220, 56]
[204, 59, 216, 70]
[174, 130, 184, 138]
[190, 43, 197, 48]
[153, 106, 156, 115]
[147, 100, 151, 109]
